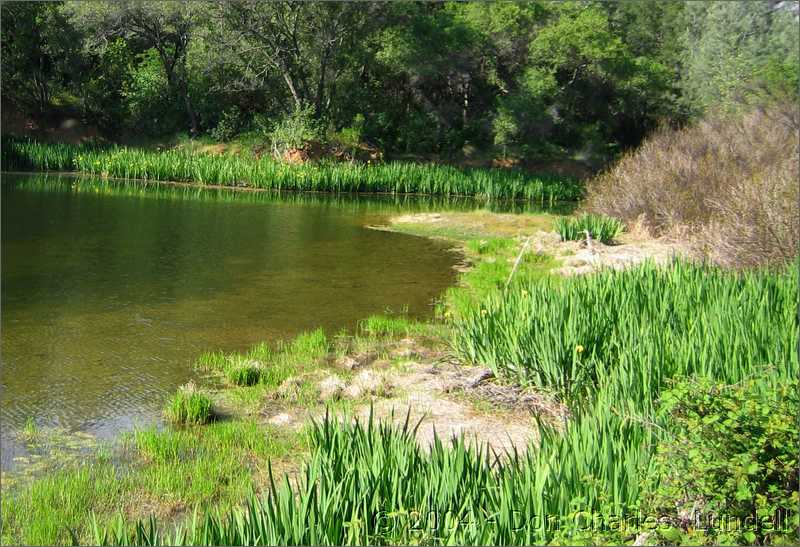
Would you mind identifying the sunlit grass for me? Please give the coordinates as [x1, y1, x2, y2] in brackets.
[1, 137, 583, 202]
[358, 313, 420, 337]
[554, 213, 624, 244]
[0, 420, 302, 545]
[87, 408, 653, 545]
[452, 258, 798, 407]
[163, 383, 214, 425]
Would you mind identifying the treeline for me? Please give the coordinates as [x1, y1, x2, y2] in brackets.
[2, 1, 798, 162]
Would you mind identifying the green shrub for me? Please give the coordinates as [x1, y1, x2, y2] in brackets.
[643, 374, 799, 545]
[268, 103, 323, 157]
[554, 213, 624, 244]
[223, 359, 262, 386]
[209, 106, 243, 142]
[329, 114, 365, 161]
[163, 383, 213, 426]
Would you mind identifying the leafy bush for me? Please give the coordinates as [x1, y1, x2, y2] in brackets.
[163, 383, 213, 425]
[554, 213, 624, 244]
[209, 106, 243, 142]
[269, 103, 323, 157]
[585, 104, 799, 268]
[122, 48, 183, 136]
[330, 114, 365, 161]
[643, 374, 799, 545]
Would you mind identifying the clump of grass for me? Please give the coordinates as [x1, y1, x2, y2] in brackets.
[195, 350, 263, 386]
[358, 313, 415, 337]
[194, 330, 328, 389]
[465, 238, 516, 256]
[554, 213, 624, 244]
[193, 350, 227, 372]
[245, 341, 272, 362]
[286, 328, 329, 363]
[163, 383, 214, 426]
[223, 358, 262, 386]
[20, 417, 40, 442]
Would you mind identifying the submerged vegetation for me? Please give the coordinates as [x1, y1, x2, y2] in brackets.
[1, 138, 582, 203]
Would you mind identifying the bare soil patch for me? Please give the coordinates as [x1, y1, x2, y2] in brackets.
[390, 211, 556, 239]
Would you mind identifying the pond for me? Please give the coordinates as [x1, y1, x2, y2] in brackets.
[1, 173, 469, 468]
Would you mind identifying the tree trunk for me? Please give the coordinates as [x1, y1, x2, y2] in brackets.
[462, 78, 470, 128]
[282, 72, 302, 109]
[183, 92, 199, 135]
[315, 54, 328, 117]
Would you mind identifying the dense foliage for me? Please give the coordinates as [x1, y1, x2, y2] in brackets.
[451, 260, 797, 405]
[2, 1, 797, 162]
[645, 376, 799, 545]
[585, 103, 800, 268]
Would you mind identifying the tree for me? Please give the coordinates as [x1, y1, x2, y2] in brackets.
[523, 3, 672, 153]
[217, 1, 374, 119]
[65, 0, 204, 134]
[679, 0, 800, 115]
[1, 2, 82, 115]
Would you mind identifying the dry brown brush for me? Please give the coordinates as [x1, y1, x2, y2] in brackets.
[585, 104, 799, 268]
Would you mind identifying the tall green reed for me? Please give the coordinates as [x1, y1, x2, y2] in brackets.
[1, 137, 582, 202]
[554, 213, 624, 244]
[451, 259, 798, 410]
[92, 408, 652, 546]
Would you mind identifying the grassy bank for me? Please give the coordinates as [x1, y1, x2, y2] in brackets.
[0, 137, 582, 203]
[2, 208, 797, 545]
[95, 259, 797, 546]
[0, 420, 303, 545]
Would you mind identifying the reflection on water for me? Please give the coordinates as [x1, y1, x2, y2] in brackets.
[2, 173, 473, 468]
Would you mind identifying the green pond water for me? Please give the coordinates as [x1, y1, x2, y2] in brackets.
[1, 173, 473, 468]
